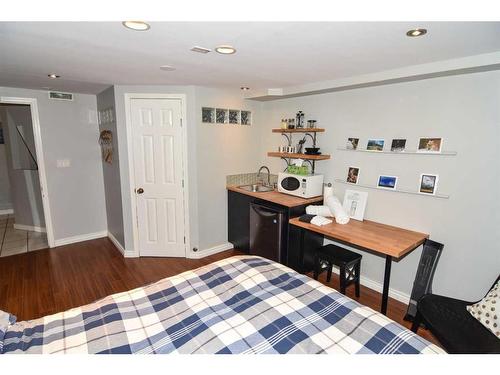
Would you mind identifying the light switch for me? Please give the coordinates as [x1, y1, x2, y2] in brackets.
[57, 159, 71, 168]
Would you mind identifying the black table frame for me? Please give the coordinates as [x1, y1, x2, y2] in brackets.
[299, 229, 400, 315]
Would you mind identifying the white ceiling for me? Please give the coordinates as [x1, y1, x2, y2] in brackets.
[1, 22, 500, 94]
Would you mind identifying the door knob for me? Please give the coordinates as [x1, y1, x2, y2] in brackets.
[136, 188, 144, 194]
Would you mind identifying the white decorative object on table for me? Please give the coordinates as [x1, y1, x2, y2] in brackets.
[343, 189, 368, 221]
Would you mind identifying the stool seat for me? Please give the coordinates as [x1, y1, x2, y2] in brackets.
[314, 244, 362, 297]
[317, 244, 362, 265]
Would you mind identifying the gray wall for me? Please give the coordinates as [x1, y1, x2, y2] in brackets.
[194, 86, 263, 250]
[0, 145, 12, 211]
[0, 104, 45, 227]
[97, 86, 124, 247]
[0, 87, 107, 241]
[259, 70, 500, 301]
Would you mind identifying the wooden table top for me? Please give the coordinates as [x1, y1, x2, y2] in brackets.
[227, 186, 323, 208]
[289, 217, 429, 258]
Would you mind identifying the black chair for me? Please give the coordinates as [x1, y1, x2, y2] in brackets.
[411, 275, 500, 354]
[313, 244, 362, 297]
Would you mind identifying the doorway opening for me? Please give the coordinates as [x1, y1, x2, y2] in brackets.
[0, 103, 48, 257]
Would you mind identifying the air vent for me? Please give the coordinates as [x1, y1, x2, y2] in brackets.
[190, 46, 211, 54]
[48, 91, 73, 101]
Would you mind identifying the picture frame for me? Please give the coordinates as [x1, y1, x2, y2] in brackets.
[377, 175, 398, 189]
[366, 139, 385, 152]
[417, 137, 443, 153]
[419, 174, 439, 195]
[347, 166, 360, 184]
[342, 189, 368, 221]
[390, 139, 406, 152]
[346, 137, 359, 150]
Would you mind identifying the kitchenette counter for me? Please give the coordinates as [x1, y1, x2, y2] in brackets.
[227, 185, 323, 208]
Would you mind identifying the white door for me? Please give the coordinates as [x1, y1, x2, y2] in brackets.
[130, 98, 186, 257]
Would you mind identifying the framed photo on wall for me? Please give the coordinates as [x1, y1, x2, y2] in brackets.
[347, 166, 360, 184]
[390, 139, 406, 152]
[419, 174, 439, 195]
[417, 137, 443, 153]
[377, 175, 398, 189]
[346, 137, 359, 150]
[366, 139, 384, 151]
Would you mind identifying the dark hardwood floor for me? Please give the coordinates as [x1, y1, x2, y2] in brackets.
[0, 237, 439, 346]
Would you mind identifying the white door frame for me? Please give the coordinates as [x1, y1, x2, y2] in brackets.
[0, 96, 56, 248]
[124, 93, 190, 257]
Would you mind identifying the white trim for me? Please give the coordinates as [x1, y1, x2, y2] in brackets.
[123, 93, 190, 258]
[328, 266, 410, 304]
[0, 97, 56, 248]
[0, 209, 14, 215]
[54, 230, 108, 247]
[13, 223, 46, 233]
[106, 230, 139, 258]
[187, 242, 234, 259]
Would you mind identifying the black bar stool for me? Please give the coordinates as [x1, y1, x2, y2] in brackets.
[313, 244, 362, 297]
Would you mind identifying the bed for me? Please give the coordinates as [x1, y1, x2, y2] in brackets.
[0, 256, 444, 354]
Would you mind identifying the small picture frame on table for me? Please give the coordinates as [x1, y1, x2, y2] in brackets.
[343, 189, 368, 221]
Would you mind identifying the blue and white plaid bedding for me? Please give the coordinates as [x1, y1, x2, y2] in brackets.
[0, 256, 444, 354]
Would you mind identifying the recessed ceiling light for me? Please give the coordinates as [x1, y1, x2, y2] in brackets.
[215, 45, 236, 55]
[406, 28, 427, 37]
[191, 46, 211, 54]
[48, 74, 60, 79]
[122, 21, 150, 31]
[240, 87, 250, 91]
[160, 65, 176, 71]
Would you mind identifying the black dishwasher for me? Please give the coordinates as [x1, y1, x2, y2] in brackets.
[249, 202, 287, 263]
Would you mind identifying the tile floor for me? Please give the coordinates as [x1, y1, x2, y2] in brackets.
[0, 214, 48, 257]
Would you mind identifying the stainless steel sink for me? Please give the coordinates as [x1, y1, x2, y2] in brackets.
[239, 184, 274, 193]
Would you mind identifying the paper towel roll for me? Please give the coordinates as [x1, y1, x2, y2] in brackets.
[326, 195, 350, 225]
[306, 205, 333, 217]
[323, 184, 334, 202]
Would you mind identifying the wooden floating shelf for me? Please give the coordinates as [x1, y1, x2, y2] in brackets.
[272, 128, 325, 133]
[334, 179, 450, 199]
[267, 152, 331, 160]
[337, 147, 457, 156]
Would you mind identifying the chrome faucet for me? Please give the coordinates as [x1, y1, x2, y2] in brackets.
[257, 166, 271, 187]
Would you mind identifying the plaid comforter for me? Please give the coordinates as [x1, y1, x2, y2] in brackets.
[1, 256, 444, 354]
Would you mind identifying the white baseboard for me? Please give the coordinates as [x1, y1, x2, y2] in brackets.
[328, 266, 410, 304]
[187, 242, 234, 259]
[54, 230, 108, 247]
[0, 208, 14, 215]
[107, 231, 136, 258]
[13, 224, 46, 233]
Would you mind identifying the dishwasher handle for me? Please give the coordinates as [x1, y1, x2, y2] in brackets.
[251, 204, 279, 217]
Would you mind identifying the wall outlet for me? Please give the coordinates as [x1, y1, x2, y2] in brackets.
[56, 159, 71, 168]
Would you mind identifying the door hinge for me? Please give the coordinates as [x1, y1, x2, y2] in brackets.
[182, 179, 184, 188]
[180, 118, 183, 127]
[184, 236, 186, 244]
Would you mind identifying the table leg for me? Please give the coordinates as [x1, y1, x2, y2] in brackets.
[381, 255, 392, 315]
[299, 228, 305, 273]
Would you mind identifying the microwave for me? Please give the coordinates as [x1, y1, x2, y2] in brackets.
[277, 172, 324, 198]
